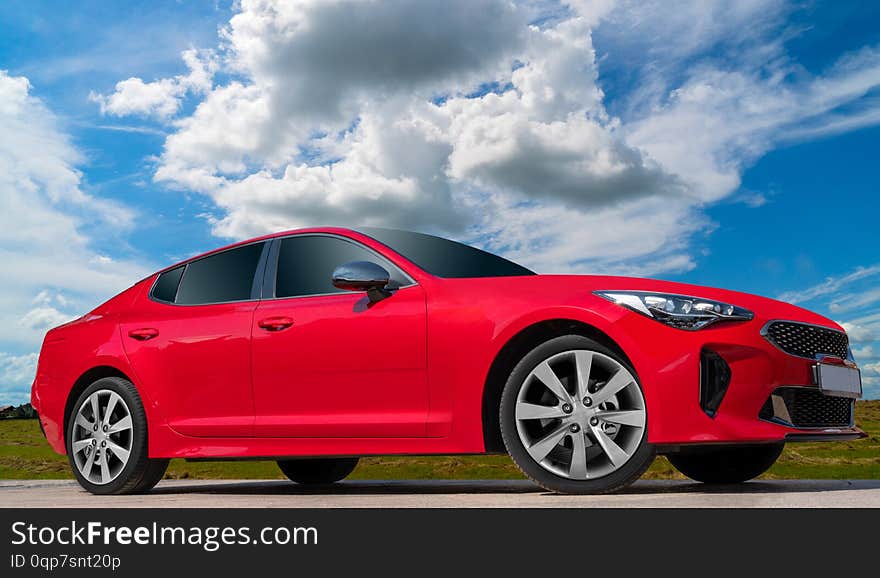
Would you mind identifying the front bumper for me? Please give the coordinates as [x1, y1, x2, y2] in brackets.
[609, 312, 866, 446]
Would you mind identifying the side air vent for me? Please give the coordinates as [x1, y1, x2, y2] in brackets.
[700, 349, 731, 418]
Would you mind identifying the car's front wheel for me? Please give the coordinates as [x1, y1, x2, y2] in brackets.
[500, 335, 655, 494]
[277, 458, 360, 484]
[66, 377, 169, 495]
[667, 443, 784, 484]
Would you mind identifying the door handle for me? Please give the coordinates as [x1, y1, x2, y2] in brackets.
[128, 328, 159, 341]
[258, 316, 294, 331]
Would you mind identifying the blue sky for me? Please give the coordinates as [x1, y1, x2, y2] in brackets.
[0, 0, 878, 404]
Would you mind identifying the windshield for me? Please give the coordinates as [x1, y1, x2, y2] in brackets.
[360, 228, 536, 278]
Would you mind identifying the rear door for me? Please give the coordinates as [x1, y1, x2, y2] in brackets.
[251, 234, 428, 437]
[120, 242, 268, 437]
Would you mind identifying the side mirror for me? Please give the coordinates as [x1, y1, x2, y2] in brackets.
[332, 261, 392, 303]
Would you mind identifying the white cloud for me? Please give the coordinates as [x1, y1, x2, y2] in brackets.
[222, 0, 525, 122]
[0, 70, 151, 402]
[841, 323, 877, 344]
[148, 1, 696, 270]
[829, 287, 880, 313]
[625, 51, 880, 205]
[91, 76, 183, 119]
[778, 264, 880, 304]
[153, 0, 528, 179]
[0, 353, 37, 386]
[0, 352, 38, 405]
[0, 71, 148, 311]
[88, 0, 880, 278]
[90, 48, 217, 120]
[852, 346, 875, 360]
[19, 307, 74, 332]
[594, 0, 791, 64]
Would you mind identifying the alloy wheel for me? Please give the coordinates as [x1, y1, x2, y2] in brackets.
[514, 350, 646, 480]
[70, 389, 134, 485]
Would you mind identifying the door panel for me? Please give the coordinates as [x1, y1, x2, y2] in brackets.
[120, 241, 267, 437]
[121, 300, 257, 437]
[251, 285, 428, 437]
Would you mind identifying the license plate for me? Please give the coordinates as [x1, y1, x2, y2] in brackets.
[815, 363, 862, 398]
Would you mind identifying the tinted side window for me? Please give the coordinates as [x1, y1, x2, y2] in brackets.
[276, 236, 410, 298]
[150, 266, 184, 303]
[359, 228, 535, 278]
[175, 243, 265, 305]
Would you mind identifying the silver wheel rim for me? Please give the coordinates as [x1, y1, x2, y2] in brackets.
[71, 389, 134, 485]
[515, 350, 646, 480]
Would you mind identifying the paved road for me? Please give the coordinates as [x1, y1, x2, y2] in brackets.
[2, 479, 879, 507]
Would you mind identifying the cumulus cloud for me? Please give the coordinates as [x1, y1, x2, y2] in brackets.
[0, 352, 38, 405]
[441, 16, 687, 211]
[841, 323, 877, 344]
[18, 290, 75, 332]
[19, 307, 73, 332]
[154, 0, 527, 178]
[852, 346, 875, 360]
[0, 71, 147, 310]
[144, 0, 696, 274]
[223, 0, 526, 120]
[0, 70, 150, 402]
[90, 48, 217, 120]
[88, 0, 880, 278]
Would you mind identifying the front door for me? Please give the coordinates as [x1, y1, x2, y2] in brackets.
[251, 234, 428, 437]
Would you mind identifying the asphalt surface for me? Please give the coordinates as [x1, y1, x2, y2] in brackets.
[1, 479, 879, 507]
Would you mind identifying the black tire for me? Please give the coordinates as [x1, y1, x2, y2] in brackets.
[277, 458, 360, 484]
[500, 335, 655, 494]
[66, 377, 169, 495]
[667, 443, 784, 484]
[131, 458, 171, 493]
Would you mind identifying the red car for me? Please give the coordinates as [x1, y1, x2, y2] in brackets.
[31, 227, 865, 494]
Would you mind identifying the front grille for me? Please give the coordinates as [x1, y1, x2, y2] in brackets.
[763, 321, 849, 359]
[759, 387, 853, 428]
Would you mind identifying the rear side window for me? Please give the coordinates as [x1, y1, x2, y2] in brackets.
[175, 242, 265, 305]
[275, 235, 410, 298]
[150, 266, 184, 303]
[359, 227, 535, 278]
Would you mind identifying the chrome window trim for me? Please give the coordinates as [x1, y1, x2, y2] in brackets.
[263, 232, 418, 302]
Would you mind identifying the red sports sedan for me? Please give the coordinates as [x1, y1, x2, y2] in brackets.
[31, 227, 865, 494]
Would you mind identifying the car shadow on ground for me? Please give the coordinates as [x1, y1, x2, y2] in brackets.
[146, 478, 880, 496]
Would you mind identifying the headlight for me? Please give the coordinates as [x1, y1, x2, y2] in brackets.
[594, 290, 754, 330]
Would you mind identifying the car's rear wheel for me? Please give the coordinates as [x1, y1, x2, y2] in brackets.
[667, 443, 784, 484]
[500, 335, 655, 494]
[277, 458, 360, 484]
[67, 377, 169, 495]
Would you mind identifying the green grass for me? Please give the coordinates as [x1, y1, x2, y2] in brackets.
[2, 400, 878, 481]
